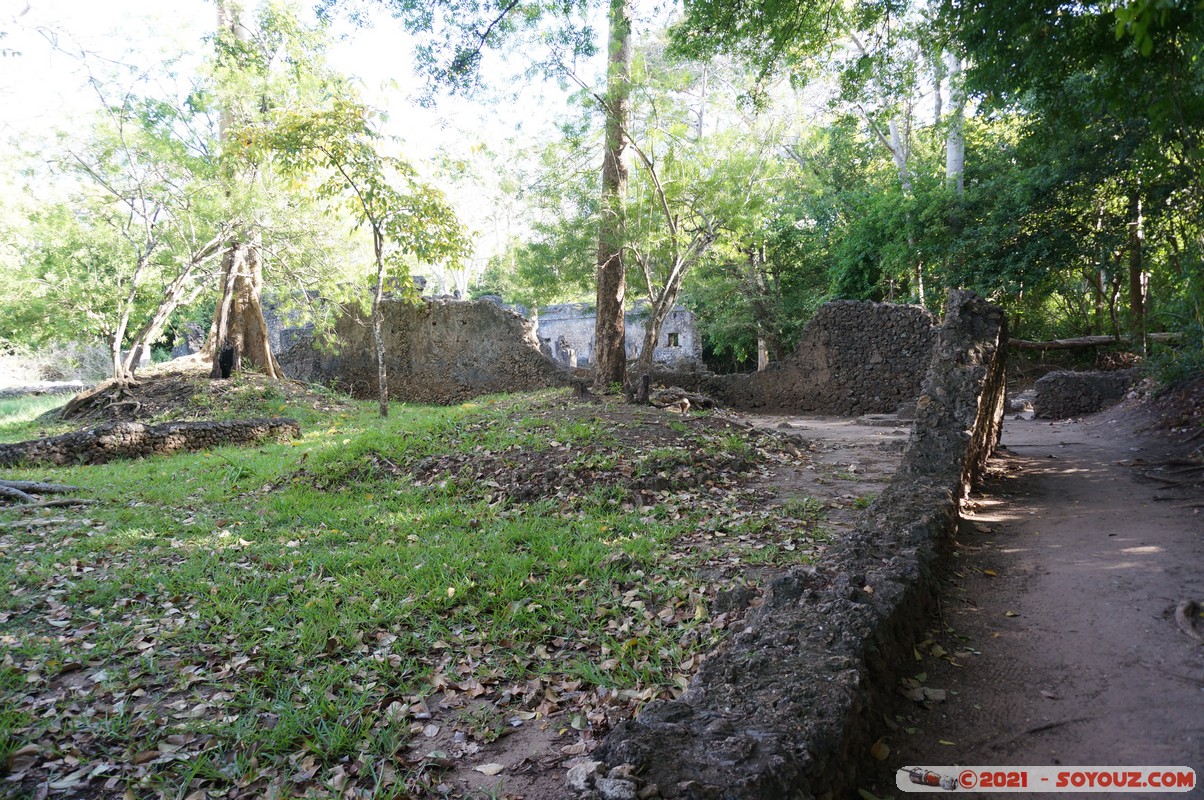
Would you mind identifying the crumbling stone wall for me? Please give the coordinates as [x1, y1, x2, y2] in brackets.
[663, 300, 938, 414]
[1033, 368, 1140, 419]
[278, 298, 567, 405]
[0, 419, 300, 467]
[586, 291, 1007, 800]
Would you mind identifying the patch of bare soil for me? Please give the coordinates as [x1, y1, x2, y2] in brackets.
[858, 385, 1204, 798]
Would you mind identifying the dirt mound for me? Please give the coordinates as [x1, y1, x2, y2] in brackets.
[311, 399, 806, 512]
[1147, 374, 1204, 434]
[51, 359, 350, 425]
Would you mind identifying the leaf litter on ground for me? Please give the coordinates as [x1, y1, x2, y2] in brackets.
[0, 380, 885, 799]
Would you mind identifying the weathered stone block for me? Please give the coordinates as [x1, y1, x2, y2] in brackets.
[1033, 369, 1139, 419]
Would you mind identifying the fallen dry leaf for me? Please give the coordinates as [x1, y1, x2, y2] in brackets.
[474, 763, 505, 776]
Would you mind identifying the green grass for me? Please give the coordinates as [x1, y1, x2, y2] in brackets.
[780, 495, 828, 522]
[0, 393, 72, 441]
[0, 386, 781, 798]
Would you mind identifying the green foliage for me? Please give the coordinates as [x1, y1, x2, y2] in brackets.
[670, 0, 858, 91]
[0, 2, 362, 368]
[249, 97, 469, 279]
[326, 0, 597, 97]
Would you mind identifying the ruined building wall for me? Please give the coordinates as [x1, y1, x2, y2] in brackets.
[536, 303, 702, 369]
[278, 299, 567, 405]
[667, 300, 938, 414]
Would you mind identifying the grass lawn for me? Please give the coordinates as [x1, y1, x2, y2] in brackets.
[0, 377, 827, 798]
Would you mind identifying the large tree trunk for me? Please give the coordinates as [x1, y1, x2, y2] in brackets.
[593, 0, 632, 390]
[208, 237, 282, 379]
[208, 2, 280, 380]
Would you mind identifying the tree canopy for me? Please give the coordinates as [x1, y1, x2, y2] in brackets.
[1, 0, 1200, 382]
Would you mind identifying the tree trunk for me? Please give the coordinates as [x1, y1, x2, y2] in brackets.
[208, 1, 280, 381]
[944, 52, 965, 197]
[633, 233, 715, 380]
[372, 229, 390, 418]
[123, 238, 221, 377]
[1127, 188, 1146, 348]
[931, 52, 943, 124]
[634, 294, 673, 379]
[888, 118, 913, 194]
[110, 250, 155, 383]
[208, 237, 282, 379]
[593, 0, 632, 391]
[1008, 332, 1179, 350]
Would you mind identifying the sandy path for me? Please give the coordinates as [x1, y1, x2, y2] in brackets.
[862, 412, 1204, 797]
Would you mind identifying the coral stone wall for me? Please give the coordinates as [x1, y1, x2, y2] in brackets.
[0, 419, 300, 467]
[278, 299, 567, 405]
[1033, 369, 1140, 419]
[663, 300, 938, 414]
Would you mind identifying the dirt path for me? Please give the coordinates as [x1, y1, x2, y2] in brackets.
[862, 410, 1204, 798]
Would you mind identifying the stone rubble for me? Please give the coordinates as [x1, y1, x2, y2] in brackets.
[0, 418, 300, 467]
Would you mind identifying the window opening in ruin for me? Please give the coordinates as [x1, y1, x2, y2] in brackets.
[667, 332, 680, 347]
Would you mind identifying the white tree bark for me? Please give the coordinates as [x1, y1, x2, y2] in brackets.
[945, 52, 965, 197]
[887, 118, 913, 194]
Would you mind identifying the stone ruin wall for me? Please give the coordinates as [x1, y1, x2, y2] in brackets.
[277, 298, 567, 405]
[1033, 368, 1141, 419]
[664, 300, 938, 415]
[276, 298, 940, 411]
[0, 419, 300, 467]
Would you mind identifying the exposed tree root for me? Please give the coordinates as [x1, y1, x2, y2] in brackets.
[0, 479, 86, 506]
[62, 378, 142, 420]
[1140, 472, 1204, 487]
[8, 498, 96, 510]
[0, 484, 35, 503]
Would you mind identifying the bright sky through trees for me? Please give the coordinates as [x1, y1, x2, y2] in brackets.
[0, 0, 598, 175]
[0, 0, 618, 273]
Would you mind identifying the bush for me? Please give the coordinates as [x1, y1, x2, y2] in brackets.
[1148, 326, 1204, 387]
[0, 342, 111, 385]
